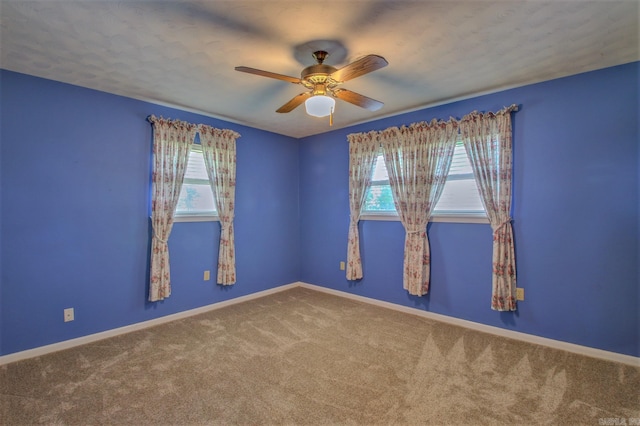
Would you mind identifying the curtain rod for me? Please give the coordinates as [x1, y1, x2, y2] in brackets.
[347, 104, 520, 139]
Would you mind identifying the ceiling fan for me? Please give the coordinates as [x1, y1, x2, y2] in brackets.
[235, 50, 388, 121]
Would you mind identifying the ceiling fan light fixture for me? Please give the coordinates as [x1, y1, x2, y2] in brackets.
[305, 95, 335, 117]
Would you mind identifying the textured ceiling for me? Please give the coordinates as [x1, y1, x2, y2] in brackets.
[1, 0, 638, 138]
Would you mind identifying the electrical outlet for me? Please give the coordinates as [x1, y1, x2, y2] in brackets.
[339, 261, 345, 271]
[64, 308, 74, 322]
[516, 288, 525, 301]
[204, 270, 211, 281]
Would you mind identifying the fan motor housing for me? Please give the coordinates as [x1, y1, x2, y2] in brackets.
[301, 64, 338, 83]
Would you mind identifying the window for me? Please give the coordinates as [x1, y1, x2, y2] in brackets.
[363, 139, 488, 223]
[175, 144, 217, 221]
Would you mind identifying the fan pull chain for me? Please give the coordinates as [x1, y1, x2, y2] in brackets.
[330, 107, 334, 126]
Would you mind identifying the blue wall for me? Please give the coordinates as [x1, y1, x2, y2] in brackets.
[2, 63, 638, 358]
[0, 70, 300, 355]
[299, 62, 639, 357]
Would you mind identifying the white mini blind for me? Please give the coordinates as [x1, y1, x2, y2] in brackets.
[433, 141, 484, 214]
[184, 145, 208, 181]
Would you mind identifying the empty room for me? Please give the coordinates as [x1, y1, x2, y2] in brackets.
[1, 1, 638, 424]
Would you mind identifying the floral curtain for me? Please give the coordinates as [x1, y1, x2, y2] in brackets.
[460, 105, 518, 311]
[380, 119, 458, 296]
[346, 131, 380, 280]
[198, 124, 240, 285]
[148, 115, 196, 302]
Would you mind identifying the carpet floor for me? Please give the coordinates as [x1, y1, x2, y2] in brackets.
[1, 286, 639, 425]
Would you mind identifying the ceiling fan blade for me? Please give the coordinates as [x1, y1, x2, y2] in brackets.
[235, 66, 301, 84]
[334, 89, 384, 111]
[330, 55, 388, 82]
[276, 92, 311, 113]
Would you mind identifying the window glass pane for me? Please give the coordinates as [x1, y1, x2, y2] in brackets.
[364, 153, 394, 212]
[434, 142, 484, 213]
[364, 184, 395, 211]
[175, 145, 217, 216]
[176, 183, 215, 215]
[362, 140, 486, 216]
[433, 179, 484, 213]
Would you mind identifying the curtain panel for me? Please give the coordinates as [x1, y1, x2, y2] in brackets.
[460, 105, 518, 311]
[346, 131, 380, 280]
[148, 115, 197, 302]
[198, 124, 240, 285]
[380, 119, 458, 296]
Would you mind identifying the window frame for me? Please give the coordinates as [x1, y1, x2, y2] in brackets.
[173, 143, 219, 223]
[360, 141, 489, 224]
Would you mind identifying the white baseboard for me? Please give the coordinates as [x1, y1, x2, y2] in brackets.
[297, 282, 640, 368]
[2, 281, 638, 368]
[0, 282, 300, 366]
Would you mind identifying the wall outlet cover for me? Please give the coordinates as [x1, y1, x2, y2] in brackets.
[64, 308, 74, 322]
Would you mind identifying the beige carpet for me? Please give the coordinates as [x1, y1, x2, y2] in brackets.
[1, 287, 639, 425]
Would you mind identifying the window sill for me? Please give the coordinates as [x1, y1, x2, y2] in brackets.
[173, 215, 219, 223]
[360, 212, 489, 224]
